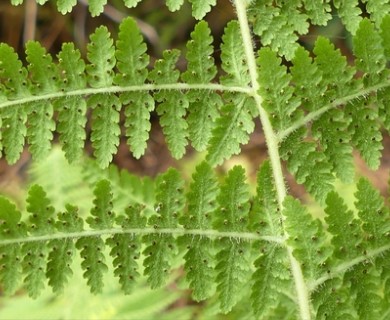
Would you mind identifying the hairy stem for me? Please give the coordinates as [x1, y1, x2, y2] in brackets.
[233, 1, 312, 319]
[308, 244, 390, 292]
[278, 79, 390, 140]
[0, 83, 251, 110]
[0, 228, 283, 246]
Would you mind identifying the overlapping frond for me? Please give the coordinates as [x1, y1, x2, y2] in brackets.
[261, 17, 390, 202]
[0, 16, 257, 168]
[10, 0, 216, 19]
[0, 164, 281, 314]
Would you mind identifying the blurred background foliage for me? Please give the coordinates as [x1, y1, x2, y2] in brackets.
[0, 0, 389, 319]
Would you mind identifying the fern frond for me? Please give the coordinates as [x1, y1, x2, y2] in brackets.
[283, 197, 332, 281]
[179, 162, 218, 301]
[206, 20, 256, 165]
[280, 129, 334, 203]
[55, 43, 87, 163]
[333, 0, 362, 33]
[324, 191, 362, 260]
[182, 21, 220, 151]
[143, 168, 185, 289]
[248, 0, 311, 59]
[312, 278, 356, 319]
[115, 17, 153, 159]
[76, 180, 113, 293]
[213, 166, 251, 313]
[107, 204, 146, 294]
[188, 0, 216, 20]
[382, 16, 390, 59]
[10, 0, 216, 19]
[311, 109, 354, 183]
[364, 0, 390, 26]
[355, 178, 390, 247]
[0, 197, 26, 295]
[23, 185, 56, 298]
[353, 19, 387, 86]
[47, 204, 83, 293]
[258, 47, 300, 131]
[0, 44, 29, 163]
[149, 49, 188, 159]
[87, 26, 121, 168]
[206, 94, 256, 166]
[250, 161, 290, 317]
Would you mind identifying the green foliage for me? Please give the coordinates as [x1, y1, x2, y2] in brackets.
[182, 21, 220, 151]
[2, 1, 390, 319]
[179, 162, 218, 301]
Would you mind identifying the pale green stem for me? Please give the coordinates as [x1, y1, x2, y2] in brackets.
[233, 1, 312, 319]
[308, 244, 390, 292]
[0, 83, 251, 110]
[0, 228, 284, 246]
[278, 78, 390, 140]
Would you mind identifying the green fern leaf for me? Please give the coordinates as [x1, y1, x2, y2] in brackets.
[312, 109, 354, 183]
[206, 95, 256, 166]
[258, 47, 300, 131]
[89, 94, 121, 168]
[283, 196, 332, 281]
[0, 44, 29, 163]
[381, 15, 390, 59]
[115, 17, 153, 159]
[252, 245, 290, 317]
[345, 264, 384, 319]
[353, 18, 387, 86]
[364, 0, 390, 26]
[324, 191, 362, 260]
[313, 36, 356, 100]
[345, 98, 382, 169]
[182, 21, 220, 151]
[107, 204, 146, 294]
[303, 0, 331, 25]
[220, 21, 250, 87]
[290, 46, 326, 112]
[179, 162, 218, 301]
[76, 180, 113, 293]
[0, 44, 30, 99]
[188, 0, 215, 20]
[124, 0, 142, 7]
[166, 0, 183, 11]
[56, 43, 87, 163]
[213, 166, 251, 313]
[333, 0, 362, 33]
[26, 101, 54, 161]
[56, 0, 76, 14]
[249, 161, 280, 234]
[87, 26, 120, 168]
[250, 162, 290, 317]
[313, 278, 356, 319]
[149, 49, 188, 158]
[47, 204, 83, 293]
[206, 20, 256, 165]
[143, 168, 185, 289]
[23, 185, 56, 298]
[88, 0, 106, 17]
[87, 26, 116, 88]
[0, 197, 26, 295]
[355, 178, 390, 247]
[349, 20, 386, 169]
[281, 128, 334, 203]
[87, 180, 115, 229]
[1, 106, 27, 164]
[248, 0, 310, 59]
